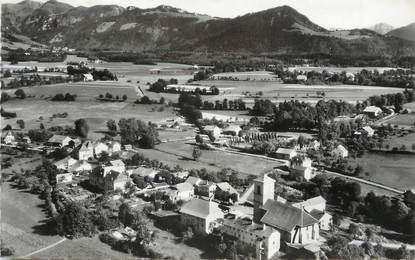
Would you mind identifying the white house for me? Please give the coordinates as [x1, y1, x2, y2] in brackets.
[179, 198, 224, 235]
[56, 172, 73, 184]
[94, 142, 109, 157]
[2, 131, 15, 144]
[362, 126, 375, 137]
[165, 182, 194, 202]
[290, 157, 315, 181]
[83, 73, 94, 81]
[222, 125, 242, 136]
[171, 171, 190, 180]
[77, 141, 94, 160]
[107, 141, 121, 154]
[70, 160, 93, 173]
[296, 74, 307, 81]
[363, 106, 382, 118]
[220, 216, 281, 260]
[331, 144, 348, 158]
[103, 159, 125, 174]
[203, 125, 221, 138]
[54, 156, 78, 171]
[47, 135, 72, 147]
[185, 176, 203, 186]
[275, 148, 297, 160]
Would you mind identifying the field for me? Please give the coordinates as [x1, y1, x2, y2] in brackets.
[383, 113, 415, 127]
[137, 141, 280, 175]
[2, 99, 177, 140]
[0, 181, 62, 257]
[196, 80, 404, 104]
[287, 66, 404, 73]
[3, 81, 140, 102]
[356, 152, 415, 190]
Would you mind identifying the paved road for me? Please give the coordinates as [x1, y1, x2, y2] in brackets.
[322, 169, 405, 194]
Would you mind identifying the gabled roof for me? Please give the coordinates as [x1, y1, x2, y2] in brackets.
[173, 182, 194, 193]
[362, 126, 374, 133]
[292, 196, 326, 209]
[79, 141, 94, 151]
[363, 106, 382, 113]
[222, 125, 242, 133]
[110, 159, 125, 167]
[276, 148, 295, 155]
[179, 198, 222, 219]
[204, 125, 220, 131]
[54, 156, 77, 167]
[334, 144, 348, 153]
[185, 176, 202, 186]
[260, 200, 319, 232]
[48, 135, 71, 144]
[216, 182, 239, 195]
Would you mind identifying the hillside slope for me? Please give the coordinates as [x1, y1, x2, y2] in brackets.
[388, 22, 415, 42]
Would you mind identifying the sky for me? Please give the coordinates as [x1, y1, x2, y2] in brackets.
[3, 0, 415, 29]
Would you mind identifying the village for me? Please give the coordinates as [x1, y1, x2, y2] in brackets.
[2, 95, 415, 259]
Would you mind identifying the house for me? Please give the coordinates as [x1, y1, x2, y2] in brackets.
[293, 196, 332, 231]
[215, 182, 240, 202]
[22, 136, 31, 144]
[56, 172, 73, 184]
[345, 72, 355, 81]
[290, 157, 316, 181]
[179, 198, 224, 235]
[2, 131, 15, 144]
[83, 73, 94, 81]
[362, 126, 375, 137]
[103, 159, 125, 174]
[220, 216, 281, 260]
[107, 141, 121, 154]
[70, 160, 93, 173]
[185, 176, 203, 186]
[203, 125, 221, 138]
[89, 168, 129, 192]
[77, 141, 94, 160]
[363, 106, 382, 118]
[127, 167, 158, 180]
[222, 125, 242, 136]
[331, 144, 348, 158]
[54, 156, 78, 171]
[124, 144, 133, 151]
[196, 180, 217, 198]
[275, 148, 297, 160]
[94, 142, 109, 157]
[165, 182, 194, 202]
[296, 75, 307, 81]
[171, 171, 190, 180]
[47, 135, 72, 147]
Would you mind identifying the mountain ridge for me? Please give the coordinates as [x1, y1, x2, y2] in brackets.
[2, 1, 415, 56]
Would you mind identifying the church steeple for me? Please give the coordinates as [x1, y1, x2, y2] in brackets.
[253, 174, 275, 223]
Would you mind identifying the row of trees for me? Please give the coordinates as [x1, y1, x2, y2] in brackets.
[149, 78, 219, 95]
[201, 99, 246, 110]
[52, 93, 77, 102]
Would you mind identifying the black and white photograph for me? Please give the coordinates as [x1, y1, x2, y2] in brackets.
[1, 0, 415, 259]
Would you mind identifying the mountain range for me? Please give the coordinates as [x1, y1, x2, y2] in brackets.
[2, 0, 415, 56]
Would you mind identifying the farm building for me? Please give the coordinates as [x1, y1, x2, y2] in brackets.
[363, 106, 382, 118]
[222, 125, 242, 136]
[203, 125, 221, 138]
[164, 182, 194, 202]
[2, 131, 15, 144]
[82, 73, 94, 81]
[47, 135, 72, 147]
[331, 145, 348, 158]
[275, 148, 297, 160]
[179, 198, 224, 235]
[89, 168, 129, 192]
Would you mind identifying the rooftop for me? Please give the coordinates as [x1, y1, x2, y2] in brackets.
[180, 198, 222, 219]
[276, 148, 295, 155]
[261, 200, 318, 232]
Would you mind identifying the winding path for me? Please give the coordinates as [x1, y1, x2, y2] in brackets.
[20, 238, 67, 258]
